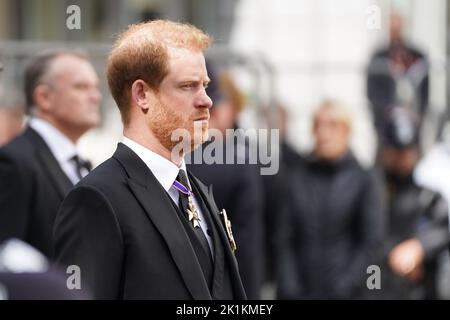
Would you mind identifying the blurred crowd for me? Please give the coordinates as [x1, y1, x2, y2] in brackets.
[0, 12, 449, 300]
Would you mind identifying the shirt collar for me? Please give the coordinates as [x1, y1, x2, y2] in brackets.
[29, 117, 79, 163]
[122, 136, 187, 192]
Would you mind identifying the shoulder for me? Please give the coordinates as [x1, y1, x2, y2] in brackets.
[0, 131, 34, 162]
[341, 152, 365, 172]
[70, 157, 129, 205]
[370, 47, 389, 60]
[0, 132, 38, 179]
[79, 157, 125, 187]
[404, 44, 427, 59]
[416, 185, 446, 208]
[340, 154, 380, 189]
[56, 165, 125, 232]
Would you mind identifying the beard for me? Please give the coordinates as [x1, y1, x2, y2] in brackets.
[149, 98, 209, 156]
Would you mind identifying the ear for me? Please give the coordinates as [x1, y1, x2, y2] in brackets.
[33, 84, 53, 112]
[131, 79, 153, 112]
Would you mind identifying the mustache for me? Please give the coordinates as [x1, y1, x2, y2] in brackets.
[190, 111, 210, 121]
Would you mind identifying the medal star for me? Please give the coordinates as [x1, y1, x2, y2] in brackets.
[186, 207, 201, 228]
[193, 219, 200, 228]
[187, 209, 195, 221]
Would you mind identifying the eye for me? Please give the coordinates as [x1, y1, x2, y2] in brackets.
[181, 83, 195, 89]
[74, 83, 89, 90]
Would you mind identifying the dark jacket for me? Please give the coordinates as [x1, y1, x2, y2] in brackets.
[0, 127, 73, 257]
[367, 44, 429, 132]
[53, 143, 247, 300]
[276, 152, 383, 299]
[380, 174, 449, 299]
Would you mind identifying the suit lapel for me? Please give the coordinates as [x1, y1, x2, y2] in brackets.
[188, 173, 236, 261]
[113, 143, 211, 300]
[25, 127, 73, 198]
[189, 177, 225, 298]
[188, 172, 247, 299]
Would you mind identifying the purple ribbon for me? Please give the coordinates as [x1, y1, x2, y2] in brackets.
[172, 180, 192, 196]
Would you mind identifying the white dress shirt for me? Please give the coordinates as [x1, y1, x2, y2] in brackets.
[29, 118, 89, 185]
[122, 137, 214, 255]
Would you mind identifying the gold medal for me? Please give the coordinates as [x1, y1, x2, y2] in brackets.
[220, 209, 237, 252]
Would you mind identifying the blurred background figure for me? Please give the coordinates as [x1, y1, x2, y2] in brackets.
[0, 238, 87, 299]
[276, 100, 383, 299]
[0, 50, 101, 258]
[188, 65, 264, 299]
[260, 103, 301, 298]
[367, 11, 429, 139]
[414, 121, 450, 299]
[378, 106, 449, 299]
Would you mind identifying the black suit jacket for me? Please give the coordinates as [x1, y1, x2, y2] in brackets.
[53, 143, 246, 300]
[0, 127, 73, 257]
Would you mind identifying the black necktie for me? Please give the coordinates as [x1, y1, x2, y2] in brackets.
[71, 155, 92, 180]
[176, 170, 212, 260]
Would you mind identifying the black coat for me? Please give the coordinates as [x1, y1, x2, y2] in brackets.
[0, 127, 73, 257]
[380, 174, 449, 299]
[53, 143, 247, 300]
[276, 153, 383, 299]
[367, 44, 429, 133]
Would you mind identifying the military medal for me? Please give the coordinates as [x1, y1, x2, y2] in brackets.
[220, 209, 237, 252]
[172, 179, 201, 228]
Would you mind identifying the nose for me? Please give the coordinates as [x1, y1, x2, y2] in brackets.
[196, 87, 213, 109]
[90, 87, 102, 105]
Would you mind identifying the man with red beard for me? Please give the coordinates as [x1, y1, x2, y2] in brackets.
[53, 20, 246, 300]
